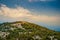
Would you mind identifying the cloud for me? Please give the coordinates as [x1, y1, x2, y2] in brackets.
[29, 15, 60, 25]
[0, 4, 31, 18]
[0, 4, 60, 26]
[28, 0, 56, 2]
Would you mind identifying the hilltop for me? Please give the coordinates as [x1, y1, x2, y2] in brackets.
[0, 21, 60, 40]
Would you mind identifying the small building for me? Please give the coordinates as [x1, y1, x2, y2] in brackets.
[0, 31, 10, 38]
[32, 35, 42, 40]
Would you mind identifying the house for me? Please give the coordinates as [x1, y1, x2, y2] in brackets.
[32, 35, 42, 40]
[0, 31, 10, 38]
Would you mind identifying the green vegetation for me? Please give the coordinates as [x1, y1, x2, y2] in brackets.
[0, 21, 60, 40]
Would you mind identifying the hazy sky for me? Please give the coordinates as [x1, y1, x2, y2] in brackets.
[0, 0, 60, 31]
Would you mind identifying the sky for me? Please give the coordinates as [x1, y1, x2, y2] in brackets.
[0, 0, 60, 31]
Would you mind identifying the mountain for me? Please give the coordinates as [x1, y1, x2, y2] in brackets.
[0, 21, 60, 40]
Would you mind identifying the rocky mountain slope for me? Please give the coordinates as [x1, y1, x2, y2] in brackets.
[0, 21, 60, 40]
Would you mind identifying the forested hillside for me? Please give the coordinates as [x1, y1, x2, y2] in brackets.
[0, 21, 60, 40]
